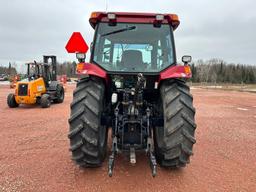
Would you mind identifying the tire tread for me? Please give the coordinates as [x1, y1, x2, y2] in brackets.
[68, 78, 106, 167]
[154, 79, 196, 168]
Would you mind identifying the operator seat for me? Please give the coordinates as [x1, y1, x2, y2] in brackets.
[121, 50, 144, 70]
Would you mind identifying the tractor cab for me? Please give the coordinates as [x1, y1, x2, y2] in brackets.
[24, 56, 58, 90]
[92, 21, 176, 73]
[66, 12, 192, 89]
[25, 56, 57, 84]
[25, 62, 43, 81]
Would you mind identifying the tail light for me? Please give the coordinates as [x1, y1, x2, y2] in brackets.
[76, 63, 85, 73]
[184, 66, 192, 75]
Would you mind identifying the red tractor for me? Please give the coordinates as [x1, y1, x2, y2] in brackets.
[66, 12, 196, 177]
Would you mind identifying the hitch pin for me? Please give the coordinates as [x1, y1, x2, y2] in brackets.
[130, 147, 136, 164]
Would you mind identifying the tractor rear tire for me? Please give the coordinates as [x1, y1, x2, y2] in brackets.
[41, 94, 51, 108]
[7, 93, 19, 108]
[68, 77, 107, 167]
[154, 79, 196, 168]
[54, 85, 65, 103]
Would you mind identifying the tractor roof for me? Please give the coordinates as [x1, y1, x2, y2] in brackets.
[89, 12, 180, 30]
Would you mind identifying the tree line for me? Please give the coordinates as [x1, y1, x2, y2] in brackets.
[56, 61, 77, 77]
[190, 59, 256, 84]
[1, 59, 256, 84]
[0, 63, 17, 75]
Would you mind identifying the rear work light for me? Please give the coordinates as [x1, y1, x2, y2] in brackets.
[182, 55, 192, 64]
[156, 14, 164, 21]
[107, 13, 116, 20]
[76, 53, 86, 62]
[76, 53, 86, 60]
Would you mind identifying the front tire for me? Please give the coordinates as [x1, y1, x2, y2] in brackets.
[154, 79, 196, 168]
[40, 94, 51, 108]
[68, 77, 107, 167]
[7, 93, 19, 108]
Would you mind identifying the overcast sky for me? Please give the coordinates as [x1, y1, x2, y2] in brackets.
[0, 0, 255, 72]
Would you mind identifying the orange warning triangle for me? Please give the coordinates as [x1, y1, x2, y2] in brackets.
[65, 32, 89, 53]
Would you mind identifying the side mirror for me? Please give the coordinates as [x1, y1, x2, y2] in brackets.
[182, 55, 192, 65]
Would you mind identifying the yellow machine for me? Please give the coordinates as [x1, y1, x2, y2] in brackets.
[7, 56, 64, 108]
[9, 75, 20, 89]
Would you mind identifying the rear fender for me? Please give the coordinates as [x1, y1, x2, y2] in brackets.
[76, 62, 108, 83]
[158, 65, 192, 82]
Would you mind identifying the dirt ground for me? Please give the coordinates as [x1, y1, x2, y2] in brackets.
[0, 84, 255, 192]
